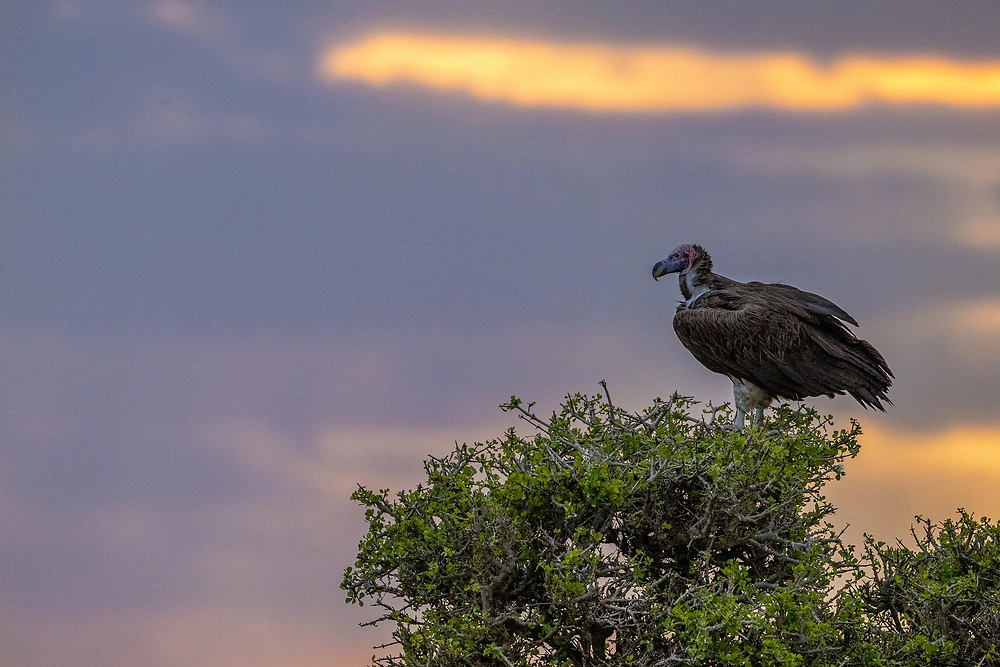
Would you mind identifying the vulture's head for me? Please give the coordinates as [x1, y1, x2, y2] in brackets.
[652, 243, 704, 281]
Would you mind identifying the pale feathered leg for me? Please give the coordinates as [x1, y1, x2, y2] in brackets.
[732, 379, 770, 430]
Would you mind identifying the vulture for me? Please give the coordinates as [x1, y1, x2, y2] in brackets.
[652, 244, 892, 429]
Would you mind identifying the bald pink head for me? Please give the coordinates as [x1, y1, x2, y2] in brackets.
[652, 244, 695, 280]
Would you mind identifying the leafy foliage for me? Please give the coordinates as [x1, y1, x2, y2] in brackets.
[851, 511, 1000, 665]
[341, 388, 999, 666]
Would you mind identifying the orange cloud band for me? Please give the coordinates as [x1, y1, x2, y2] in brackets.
[320, 32, 1000, 112]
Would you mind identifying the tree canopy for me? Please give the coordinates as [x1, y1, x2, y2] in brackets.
[342, 389, 1000, 666]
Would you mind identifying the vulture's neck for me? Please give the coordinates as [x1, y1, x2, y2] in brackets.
[679, 252, 734, 306]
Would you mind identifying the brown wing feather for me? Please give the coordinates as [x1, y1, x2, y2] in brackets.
[673, 287, 892, 409]
[746, 281, 859, 327]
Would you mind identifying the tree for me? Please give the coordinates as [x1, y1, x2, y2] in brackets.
[853, 511, 1000, 665]
[341, 388, 1000, 666]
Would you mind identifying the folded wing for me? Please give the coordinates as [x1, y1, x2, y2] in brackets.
[672, 284, 893, 410]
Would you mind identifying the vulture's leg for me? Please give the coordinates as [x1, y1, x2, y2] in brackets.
[754, 408, 764, 424]
[734, 409, 746, 430]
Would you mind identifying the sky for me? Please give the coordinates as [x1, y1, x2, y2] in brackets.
[2, 1, 1000, 665]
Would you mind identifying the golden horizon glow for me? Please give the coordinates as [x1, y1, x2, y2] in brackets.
[829, 421, 1000, 544]
[859, 423, 1000, 473]
[951, 298, 1000, 335]
[320, 32, 1000, 113]
[960, 217, 1000, 249]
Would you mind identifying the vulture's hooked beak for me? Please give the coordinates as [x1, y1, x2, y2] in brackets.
[652, 258, 682, 281]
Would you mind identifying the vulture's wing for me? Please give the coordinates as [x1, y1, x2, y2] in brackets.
[746, 281, 859, 327]
[673, 287, 891, 408]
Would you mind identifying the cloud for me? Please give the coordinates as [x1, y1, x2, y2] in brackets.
[724, 141, 1000, 250]
[881, 298, 1000, 363]
[945, 299, 1000, 362]
[135, 102, 269, 143]
[828, 419, 1000, 545]
[864, 423, 1000, 474]
[0, 107, 271, 154]
[143, 606, 369, 667]
[320, 32, 1000, 113]
[727, 143, 1000, 185]
[50, 0, 82, 22]
[0, 605, 374, 667]
[0, 459, 25, 534]
[958, 215, 1000, 251]
[147, 0, 221, 36]
[201, 421, 475, 500]
[852, 297, 1000, 430]
[950, 298, 1000, 334]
